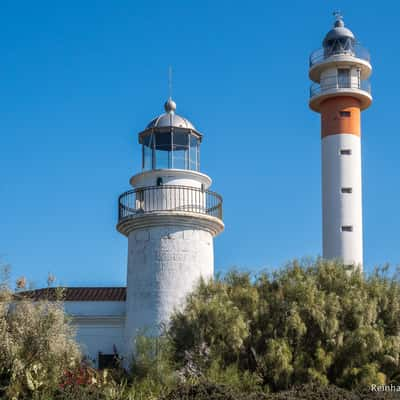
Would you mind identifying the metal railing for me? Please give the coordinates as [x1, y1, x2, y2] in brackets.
[309, 44, 370, 67]
[310, 79, 371, 99]
[118, 185, 223, 221]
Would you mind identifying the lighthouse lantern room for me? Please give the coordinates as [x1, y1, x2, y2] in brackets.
[140, 99, 201, 171]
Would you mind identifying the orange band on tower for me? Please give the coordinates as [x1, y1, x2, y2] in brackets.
[320, 97, 361, 138]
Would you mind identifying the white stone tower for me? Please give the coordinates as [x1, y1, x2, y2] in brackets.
[309, 13, 372, 269]
[117, 98, 224, 355]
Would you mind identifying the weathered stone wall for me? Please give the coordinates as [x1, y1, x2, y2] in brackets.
[124, 225, 213, 351]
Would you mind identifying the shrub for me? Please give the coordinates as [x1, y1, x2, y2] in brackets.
[167, 259, 400, 392]
[161, 382, 400, 400]
[56, 362, 127, 400]
[3, 258, 400, 399]
[0, 264, 81, 399]
[128, 334, 179, 399]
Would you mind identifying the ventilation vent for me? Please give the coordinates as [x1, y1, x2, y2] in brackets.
[340, 149, 352, 155]
[341, 187, 353, 194]
[341, 225, 353, 232]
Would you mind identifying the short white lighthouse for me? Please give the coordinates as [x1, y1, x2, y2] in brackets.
[117, 98, 224, 355]
[309, 13, 372, 269]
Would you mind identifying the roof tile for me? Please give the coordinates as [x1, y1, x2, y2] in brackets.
[17, 287, 126, 302]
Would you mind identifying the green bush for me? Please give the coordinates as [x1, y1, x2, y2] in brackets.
[3, 259, 400, 399]
[128, 333, 199, 400]
[167, 259, 400, 392]
[161, 382, 400, 400]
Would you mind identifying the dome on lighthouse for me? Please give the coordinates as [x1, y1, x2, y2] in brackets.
[139, 98, 203, 171]
[146, 98, 197, 131]
[323, 14, 356, 47]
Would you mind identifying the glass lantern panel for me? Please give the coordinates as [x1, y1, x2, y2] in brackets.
[154, 131, 172, 169]
[142, 133, 154, 170]
[172, 131, 189, 169]
[189, 135, 199, 171]
[324, 38, 354, 57]
[143, 144, 153, 170]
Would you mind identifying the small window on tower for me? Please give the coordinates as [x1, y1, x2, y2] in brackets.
[341, 225, 353, 232]
[340, 149, 352, 156]
[341, 187, 353, 194]
[339, 111, 351, 117]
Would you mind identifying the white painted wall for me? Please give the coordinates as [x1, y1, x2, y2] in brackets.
[64, 301, 125, 367]
[65, 301, 125, 316]
[320, 67, 338, 90]
[73, 323, 124, 366]
[124, 226, 213, 354]
[322, 133, 363, 267]
[130, 169, 212, 189]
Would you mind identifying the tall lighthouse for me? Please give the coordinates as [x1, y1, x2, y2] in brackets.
[117, 98, 224, 355]
[309, 13, 372, 269]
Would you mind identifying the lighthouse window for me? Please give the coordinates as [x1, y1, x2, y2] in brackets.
[338, 69, 350, 88]
[340, 149, 352, 156]
[341, 225, 353, 232]
[341, 187, 353, 194]
[339, 111, 351, 117]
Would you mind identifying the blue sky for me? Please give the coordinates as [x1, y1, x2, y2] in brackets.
[1, 0, 399, 287]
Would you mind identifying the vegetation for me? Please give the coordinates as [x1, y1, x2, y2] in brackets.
[2, 258, 400, 399]
[161, 382, 400, 400]
[0, 264, 81, 399]
[167, 259, 400, 392]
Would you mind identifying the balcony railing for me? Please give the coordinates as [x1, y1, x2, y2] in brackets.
[309, 44, 370, 68]
[310, 79, 371, 99]
[118, 185, 223, 222]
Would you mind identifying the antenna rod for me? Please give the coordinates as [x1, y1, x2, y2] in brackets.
[168, 66, 173, 99]
[333, 9, 343, 21]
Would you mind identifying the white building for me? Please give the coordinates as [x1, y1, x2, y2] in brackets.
[23, 99, 224, 368]
[24, 287, 126, 368]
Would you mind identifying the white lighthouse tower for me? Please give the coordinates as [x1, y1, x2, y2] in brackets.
[309, 13, 372, 269]
[117, 98, 224, 355]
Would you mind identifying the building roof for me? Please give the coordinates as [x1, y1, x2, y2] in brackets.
[145, 98, 197, 131]
[17, 287, 126, 302]
[323, 15, 356, 46]
[146, 113, 196, 130]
